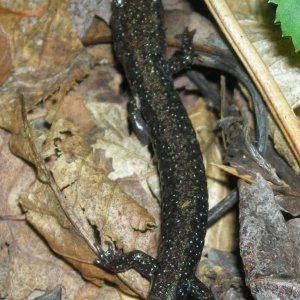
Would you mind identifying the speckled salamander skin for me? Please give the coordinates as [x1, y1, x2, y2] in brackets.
[98, 0, 213, 299]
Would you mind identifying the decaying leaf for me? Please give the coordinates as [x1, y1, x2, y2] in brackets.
[198, 249, 247, 299]
[0, 129, 89, 299]
[12, 112, 157, 298]
[275, 194, 300, 217]
[239, 174, 300, 299]
[0, 0, 90, 133]
[3, 59, 160, 297]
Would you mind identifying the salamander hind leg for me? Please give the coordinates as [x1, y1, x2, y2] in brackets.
[190, 276, 215, 300]
[168, 28, 196, 74]
[94, 241, 158, 279]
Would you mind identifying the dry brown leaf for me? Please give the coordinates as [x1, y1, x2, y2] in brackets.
[0, 25, 12, 85]
[0, 0, 90, 133]
[87, 101, 160, 216]
[75, 65, 123, 105]
[0, 129, 89, 299]
[74, 283, 122, 300]
[81, 18, 111, 45]
[9, 124, 49, 182]
[2, 221, 88, 300]
[0, 2, 48, 17]
[11, 112, 157, 298]
[212, 163, 253, 183]
[49, 91, 96, 134]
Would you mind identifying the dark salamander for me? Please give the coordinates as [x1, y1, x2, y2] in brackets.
[95, 0, 214, 299]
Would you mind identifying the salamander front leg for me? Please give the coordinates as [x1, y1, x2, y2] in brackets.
[190, 277, 215, 300]
[169, 28, 196, 74]
[94, 242, 158, 280]
[128, 96, 150, 145]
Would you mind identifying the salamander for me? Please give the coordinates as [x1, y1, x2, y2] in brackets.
[95, 0, 214, 299]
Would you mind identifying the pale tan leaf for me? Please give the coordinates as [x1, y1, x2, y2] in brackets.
[189, 100, 236, 252]
[212, 163, 253, 183]
[87, 101, 161, 218]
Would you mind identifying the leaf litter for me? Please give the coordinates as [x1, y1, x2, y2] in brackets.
[2, 0, 300, 299]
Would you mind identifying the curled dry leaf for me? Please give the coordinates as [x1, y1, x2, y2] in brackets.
[12, 113, 157, 298]
[0, 0, 90, 133]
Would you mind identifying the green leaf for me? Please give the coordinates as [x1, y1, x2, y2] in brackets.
[268, 0, 300, 51]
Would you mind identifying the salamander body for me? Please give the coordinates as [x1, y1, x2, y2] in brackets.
[95, 1, 214, 299]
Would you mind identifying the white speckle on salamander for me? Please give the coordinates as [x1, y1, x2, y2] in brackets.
[113, 0, 124, 7]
